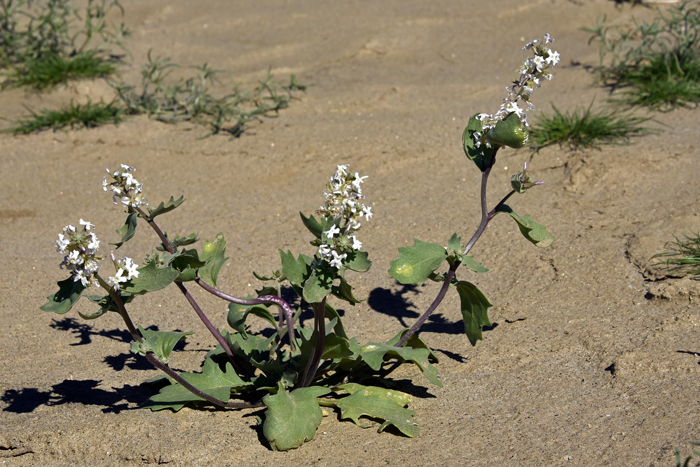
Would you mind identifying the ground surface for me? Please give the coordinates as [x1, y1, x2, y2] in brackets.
[1, 0, 700, 465]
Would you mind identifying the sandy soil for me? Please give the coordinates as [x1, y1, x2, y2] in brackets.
[2, 0, 700, 465]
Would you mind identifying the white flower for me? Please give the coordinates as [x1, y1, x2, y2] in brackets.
[56, 234, 69, 253]
[324, 225, 341, 239]
[104, 165, 148, 208]
[79, 219, 94, 230]
[329, 250, 347, 269]
[350, 235, 362, 250]
[75, 270, 89, 286]
[546, 50, 560, 66]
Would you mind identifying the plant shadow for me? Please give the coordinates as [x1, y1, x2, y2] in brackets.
[1, 379, 157, 414]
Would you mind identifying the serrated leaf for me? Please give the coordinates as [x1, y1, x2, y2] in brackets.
[198, 233, 228, 287]
[143, 359, 251, 411]
[40, 278, 85, 314]
[111, 212, 138, 249]
[158, 232, 198, 251]
[463, 113, 496, 172]
[349, 340, 442, 387]
[131, 325, 193, 362]
[303, 267, 334, 303]
[331, 276, 362, 305]
[344, 250, 371, 273]
[496, 204, 555, 248]
[262, 382, 331, 451]
[300, 212, 324, 239]
[388, 239, 447, 285]
[459, 255, 489, 273]
[280, 250, 309, 288]
[455, 281, 493, 346]
[447, 233, 461, 252]
[331, 383, 419, 437]
[147, 195, 185, 219]
[122, 261, 179, 295]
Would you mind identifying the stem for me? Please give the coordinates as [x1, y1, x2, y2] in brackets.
[300, 298, 327, 387]
[133, 206, 246, 374]
[396, 147, 508, 347]
[97, 273, 141, 342]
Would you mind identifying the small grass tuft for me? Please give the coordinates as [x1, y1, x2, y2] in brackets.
[4, 51, 117, 90]
[653, 232, 700, 279]
[527, 100, 655, 151]
[8, 99, 121, 133]
[584, 1, 700, 110]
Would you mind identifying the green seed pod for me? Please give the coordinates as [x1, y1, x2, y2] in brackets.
[485, 113, 528, 149]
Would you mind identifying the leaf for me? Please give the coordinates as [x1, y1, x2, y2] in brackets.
[459, 255, 489, 273]
[300, 212, 323, 239]
[484, 112, 528, 149]
[81, 292, 134, 319]
[496, 204, 555, 248]
[388, 239, 447, 285]
[349, 339, 442, 387]
[157, 232, 198, 251]
[199, 233, 229, 287]
[147, 195, 185, 220]
[122, 261, 179, 295]
[331, 276, 362, 305]
[387, 329, 439, 362]
[447, 233, 461, 252]
[111, 212, 138, 249]
[227, 300, 276, 336]
[262, 383, 331, 451]
[463, 113, 496, 172]
[279, 250, 309, 288]
[324, 303, 348, 339]
[331, 383, 419, 437]
[455, 281, 493, 346]
[303, 267, 334, 303]
[40, 278, 85, 314]
[322, 334, 353, 360]
[143, 359, 251, 411]
[344, 250, 371, 273]
[131, 326, 194, 363]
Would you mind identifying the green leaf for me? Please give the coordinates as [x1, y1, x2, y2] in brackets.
[157, 232, 198, 251]
[111, 212, 138, 249]
[331, 276, 362, 305]
[344, 250, 371, 273]
[122, 261, 179, 295]
[143, 359, 251, 411]
[279, 250, 309, 288]
[82, 292, 134, 319]
[447, 233, 461, 252]
[40, 278, 85, 314]
[227, 300, 276, 335]
[303, 267, 334, 303]
[199, 233, 229, 287]
[131, 326, 194, 363]
[496, 204, 555, 248]
[463, 113, 496, 172]
[322, 334, 354, 360]
[331, 383, 419, 437]
[459, 255, 489, 273]
[388, 239, 448, 285]
[485, 112, 528, 149]
[147, 195, 185, 220]
[300, 212, 324, 239]
[387, 330, 439, 363]
[455, 281, 493, 346]
[262, 383, 331, 451]
[324, 303, 348, 339]
[349, 339, 442, 387]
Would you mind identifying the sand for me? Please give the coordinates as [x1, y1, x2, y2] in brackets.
[2, 0, 700, 465]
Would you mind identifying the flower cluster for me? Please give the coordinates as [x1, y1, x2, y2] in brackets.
[56, 220, 102, 287]
[107, 255, 139, 291]
[316, 165, 372, 269]
[474, 34, 560, 148]
[103, 164, 148, 208]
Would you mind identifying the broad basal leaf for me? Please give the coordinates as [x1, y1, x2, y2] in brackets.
[349, 339, 442, 387]
[142, 359, 251, 411]
[147, 195, 185, 219]
[389, 239, 447, 285]
[496, 204, 555, 248]
[111, 212, 138, 249]
[131, 325, 193, 363]
[122, 261, 179, 295]
[199, 233, 229, 287]
[455, 281, 493, 346]
[262, 382, 331, 451]
[463, 113, 495, 172]
[331, 383, 418, 437]
[40, 278, 85, 314]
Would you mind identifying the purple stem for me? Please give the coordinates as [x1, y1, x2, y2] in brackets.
[300, 298, 327, 387]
